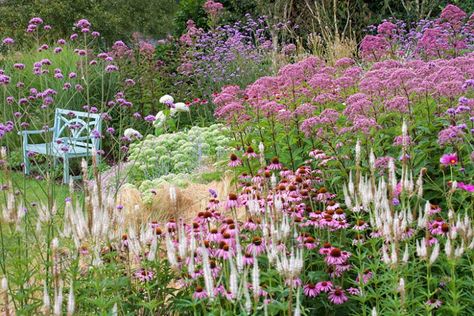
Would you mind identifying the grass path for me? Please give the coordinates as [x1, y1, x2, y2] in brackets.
[0, 172, 71, 208]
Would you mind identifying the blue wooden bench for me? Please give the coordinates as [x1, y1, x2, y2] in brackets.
[19, 108, 102, 184]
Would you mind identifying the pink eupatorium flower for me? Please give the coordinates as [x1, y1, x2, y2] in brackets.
[438, 126, 464, 146]
[360, 35, 389, 61]
[203, 0, 224, 16]
[439, 153, 458, 166]
[440, 5, 466, 23]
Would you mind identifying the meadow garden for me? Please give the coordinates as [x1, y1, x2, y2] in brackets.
[0, 0, 473, 315]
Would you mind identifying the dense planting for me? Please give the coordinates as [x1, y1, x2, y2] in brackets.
[0, 2, 473, 316]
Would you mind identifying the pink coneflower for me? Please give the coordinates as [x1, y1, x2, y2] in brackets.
[215, 242, 232, 259]
[303, 236, 317, 250]
[320, 215, 337, 228]
[346, 287, 361, 295]
[207, 228, 222, 242]
[224, 290, 235, 300]
[370, 231, 382, 238]
[426, 236, 438, 246]
[213, 284, 226, 296]
[287, 190, 302, 203]
[246, 237, 265, 255]
[207, 198, 220, 210]
[352, 234, 365, 245]
[268, 157, 282, 170]
[319, 242, 333, 255]
[193, 286, 208, 299]
[325, 248, 350, 265]
[305, 214, 320, 227]
[242, 252, 254, 266]
[226, 193, 241, 209]
[440, 153, 458, 166]
[242, 218, 259, 231]
[401, 228, 415, 239]
[309, 149, 327, 159]
[303, 284, 319, 297]
[121, 234, 129, 248]
[243, 146, 258, 159]
[310, 211, 324, 219]
[149, 221, 160, 229]
[425, 298, 442, 309]
[357, 270, 373, 284]
[228, 154, 242, 167]
[134, 269, 154, 282]
[428, 204, 441, 215]
[353, 219, 369, 231]
[315, 281, 333, 293]
[280, 168, 293, 178]
[335, 264, 352, 274]
[335, 219, 350, 230]
[209, 260, 221, 278]
[328, 287, 348, 305]
[251, 174, 263, 184]
[429, 217, 446, 235]
[166, 219, 177, 231]
[326, 201, 340, 211]
[79, 245, 89, 255]
[239, 173, 251, 181]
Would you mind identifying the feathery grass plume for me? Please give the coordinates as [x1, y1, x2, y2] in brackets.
[43, 281, 51, 314]
[67, 281, 75, 316]
[2, 277, 10, 316]
[252, 252, 260, 298]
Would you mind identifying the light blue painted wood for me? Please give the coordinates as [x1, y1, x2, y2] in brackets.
[19, 108, 102, 183]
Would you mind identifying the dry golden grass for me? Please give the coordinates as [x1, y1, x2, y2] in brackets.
[148, 173, 233, 222]
[115, 172, 246, 227]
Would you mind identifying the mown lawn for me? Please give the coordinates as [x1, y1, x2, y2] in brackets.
[0, 172, 71, 208]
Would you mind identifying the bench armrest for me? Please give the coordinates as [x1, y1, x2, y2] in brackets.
[18, 128, 54, 135]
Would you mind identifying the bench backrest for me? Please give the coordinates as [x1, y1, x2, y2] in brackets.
[52, 108, 102, 152]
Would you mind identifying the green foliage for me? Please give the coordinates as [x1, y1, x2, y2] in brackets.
[0, 0, 178, 46]
[174, 0, 208, 35]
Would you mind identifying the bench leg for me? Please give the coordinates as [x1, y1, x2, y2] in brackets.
[63, 156, 70, 184]
[23, 150, 30, 175]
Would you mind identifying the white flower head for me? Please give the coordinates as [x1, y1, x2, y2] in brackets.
[153, 111, 167, 128]
[159, 94, 174, 104]
[124, 128, 142, 140]
[1, 277, 7, 290]
[170, 102, 190, 116]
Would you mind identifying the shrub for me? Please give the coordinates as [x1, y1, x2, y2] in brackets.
[128, 124, 231, 183]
